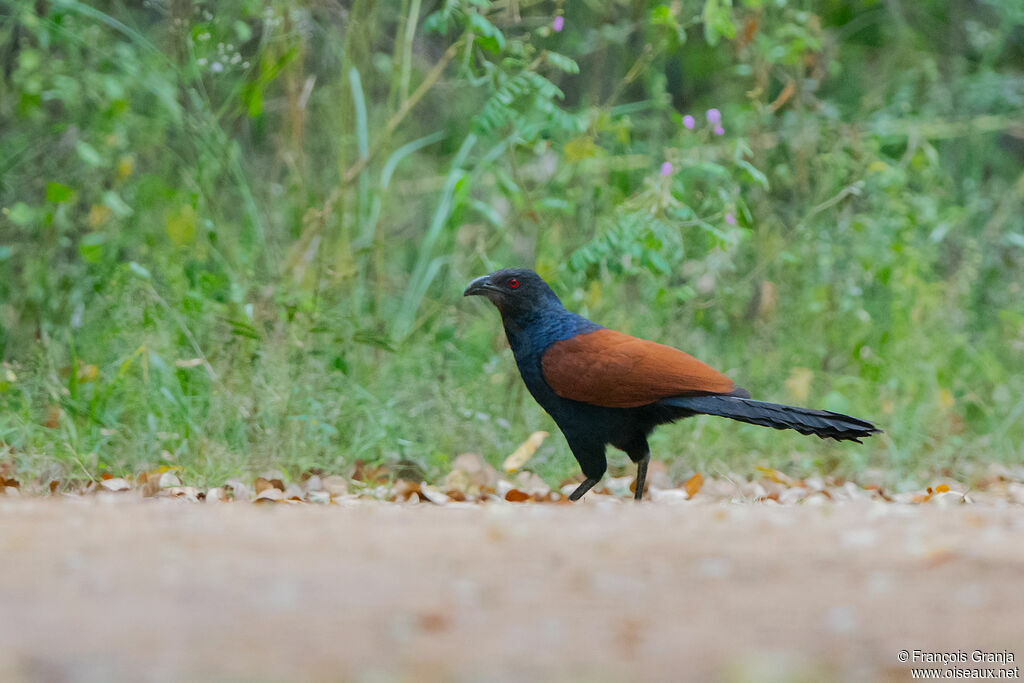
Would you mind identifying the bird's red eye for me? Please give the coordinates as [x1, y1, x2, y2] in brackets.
[508, 279, 520, 289]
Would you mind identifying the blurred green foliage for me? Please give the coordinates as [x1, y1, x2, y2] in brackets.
[1, 0, 1022, 489]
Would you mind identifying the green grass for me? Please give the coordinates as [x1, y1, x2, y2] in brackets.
[1, 0, 1023, 492]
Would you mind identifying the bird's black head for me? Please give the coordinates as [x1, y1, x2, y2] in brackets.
[463, 268, 562, 320]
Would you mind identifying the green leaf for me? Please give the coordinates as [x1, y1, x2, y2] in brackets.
[102, 190, 133, 218]
[545, 51, 579, 74]
[46, 182, 74, 203]
[75, 140, 104, 167]
[243, 48, 297, 118]
[227, 319, 260, 339]
[537, 198, 572, 213]
[737, 160, 769, 189]
[233, 20, 252, 42]
[78, 232, 106, 263]
[7, 202, 35, 226]
[353, 329, 396, 352]
[349, 67, 369, 160]
[165, 205, 197, 246]
[128, 261, 151, 279]
[702, 0, 736, 47]
[422, 11, 449, 35]
[563, 135, 601, 162]
[468, 14, 505, 53]
[470, 199, 504, 228]
[651, 4, 687, 44]
[647, 251, 671, 275]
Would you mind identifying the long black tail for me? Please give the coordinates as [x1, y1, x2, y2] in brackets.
[662, 395, 881, 443]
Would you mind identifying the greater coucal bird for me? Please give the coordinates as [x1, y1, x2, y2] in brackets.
[465, 268, 880, 501]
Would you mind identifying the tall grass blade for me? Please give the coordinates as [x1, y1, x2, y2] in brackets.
[391, 133, 477, 341]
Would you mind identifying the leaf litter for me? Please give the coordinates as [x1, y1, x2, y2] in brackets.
[4, 437, 1024, 507]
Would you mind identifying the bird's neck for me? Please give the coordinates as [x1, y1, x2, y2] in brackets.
[501, 305, 601, 364]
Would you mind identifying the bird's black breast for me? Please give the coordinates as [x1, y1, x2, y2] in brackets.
[511, 346, 671, 449]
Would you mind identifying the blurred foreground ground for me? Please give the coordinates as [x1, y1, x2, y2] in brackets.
[2, 498, 1022, 682]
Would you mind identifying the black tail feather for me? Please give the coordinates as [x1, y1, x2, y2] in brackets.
[662, 395, 881, 443]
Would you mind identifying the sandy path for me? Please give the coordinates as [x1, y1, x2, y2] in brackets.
[1, 497, 1022, 682]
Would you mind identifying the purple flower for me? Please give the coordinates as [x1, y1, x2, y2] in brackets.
[713, 125, 724, 136]
[682, 115, 695, 130]
[725, 212, 736, 225]
[706, 108, 721, 124]
[552, 15, 564, 32]
[660, 161, 674, 177]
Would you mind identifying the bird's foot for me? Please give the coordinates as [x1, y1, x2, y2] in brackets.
[568, 477, 601, 501]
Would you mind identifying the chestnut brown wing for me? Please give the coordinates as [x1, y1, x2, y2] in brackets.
[541, 328, 737, 408]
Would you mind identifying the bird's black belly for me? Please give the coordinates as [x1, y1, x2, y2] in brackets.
[513, 346, 693, 476]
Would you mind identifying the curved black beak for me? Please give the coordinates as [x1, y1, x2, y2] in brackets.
[464, 275, 497, 297]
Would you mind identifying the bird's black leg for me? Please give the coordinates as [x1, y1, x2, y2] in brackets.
[615, 435, 651, 502]
[563, 435, 607, 502]
[568, 477, 601, 501]
[633, 452, 650, 502]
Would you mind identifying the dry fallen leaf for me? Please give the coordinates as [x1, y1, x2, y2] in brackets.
[931, 491, 966, 507]
[444, 469, 471, 496]
[445, 453, 498, 497]
[76, 364, 98, 383]
[138, 471, 162, 497]
[224, 479, 251, 502]
[419, 485, 450, 505]
[321, 475, 349, 497]
[923, 548, 957, 568]
[307, 490, 330, 504]
[505, 489, 530, 503]
[756, 466, 793, 486]
[629, 477, 647, 498]
[393, 479, 423, 502]
[352, 460, 390, 486]
[44, 405, 61, 429]
[418, 611, 452, 633]
[158, 472, 181, 489]
[513, 471, 550, 496]
[255, 475, 286, 492]
[163, 486, 200, 502]
[502, 431, 549, 472]
[685, 473, 704, 498]
[100, 477, 131, 492]
[254, 488, 284, 503]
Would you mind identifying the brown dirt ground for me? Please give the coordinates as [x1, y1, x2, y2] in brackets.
[1, 497, 1023, 682]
